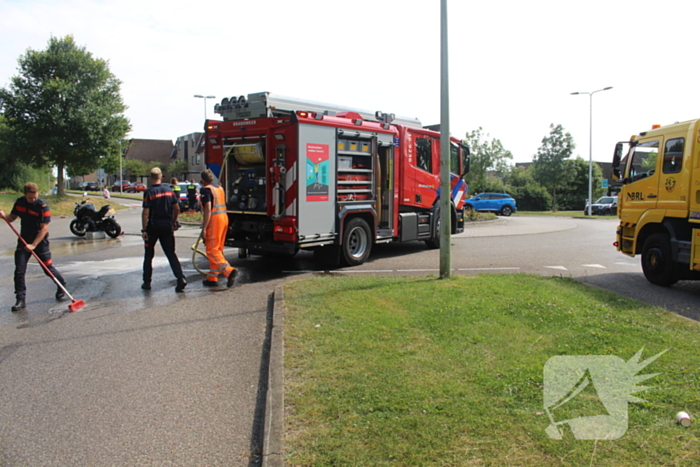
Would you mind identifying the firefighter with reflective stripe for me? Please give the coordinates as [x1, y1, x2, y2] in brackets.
[0, 182, 66, 312]
[171, 177, 183, 210]
[186, 181, 198, 212]
[199, 169, 236, 288]
[141, 167, 187, 293]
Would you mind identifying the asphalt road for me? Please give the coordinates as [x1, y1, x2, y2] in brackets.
[0, 206, 698, 466]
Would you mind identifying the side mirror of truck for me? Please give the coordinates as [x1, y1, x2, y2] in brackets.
[612, 143, 623, 168]
[611, 143, 624, 181]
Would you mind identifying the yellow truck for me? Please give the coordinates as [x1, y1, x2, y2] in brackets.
[611, 119, 700, 285]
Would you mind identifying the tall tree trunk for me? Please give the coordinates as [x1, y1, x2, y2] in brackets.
[56, 161, 65, 196]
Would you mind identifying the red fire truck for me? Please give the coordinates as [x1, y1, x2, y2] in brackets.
[203, 92, 470, 266]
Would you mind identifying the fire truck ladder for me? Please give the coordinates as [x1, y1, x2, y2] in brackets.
[214, 92, 423, 128]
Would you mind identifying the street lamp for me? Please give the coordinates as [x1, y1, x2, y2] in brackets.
[571, 86, 613, 216]
[194, 94, 216, 120]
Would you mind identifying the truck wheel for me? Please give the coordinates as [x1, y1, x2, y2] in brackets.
[641, 233, 678, 286]
[425, 208, 440, 249]
[341, 218, 372, 266]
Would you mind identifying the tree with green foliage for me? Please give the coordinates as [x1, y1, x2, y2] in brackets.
[462, 127, 513, 194]
[124, 159, 149, 178]
[168, 160, 189, 180]
[506, 165, 551, 211]
[557, 157, 604, 210]
[0, 35, 131, 195]
[532, 124, 575, 211]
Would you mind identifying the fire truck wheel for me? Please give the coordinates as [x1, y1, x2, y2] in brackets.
[425, 208, 441, 249]
[342, 218, 372, 266]
[641, 233, 678, 286]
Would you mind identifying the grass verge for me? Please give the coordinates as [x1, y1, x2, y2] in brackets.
[284, 274, 700, 466]
[0, 193, 126, 217]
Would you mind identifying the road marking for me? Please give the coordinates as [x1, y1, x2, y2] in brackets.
[338, 269, 395, 273]
[544, 266, 568, 271]
[458, 267, 520, 271]
[582, 264, 606, 268]
[615, 262, 639, 267]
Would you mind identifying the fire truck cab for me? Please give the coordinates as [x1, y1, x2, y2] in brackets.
[204, 92, 470, 267]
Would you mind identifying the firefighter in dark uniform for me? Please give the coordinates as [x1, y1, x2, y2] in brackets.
[141, 168, 187, 292]
[186, 181, 198, 212]
[0, 182, 67, 312]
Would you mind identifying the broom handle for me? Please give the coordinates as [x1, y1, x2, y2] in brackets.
[2, 216, 74, 301]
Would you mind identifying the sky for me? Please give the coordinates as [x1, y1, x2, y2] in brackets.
[1, 0, 700, 164]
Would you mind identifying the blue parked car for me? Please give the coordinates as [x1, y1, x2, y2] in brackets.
[464, 193, 517, 216]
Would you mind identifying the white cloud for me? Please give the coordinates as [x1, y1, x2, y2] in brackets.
[1, 0, 699, 163]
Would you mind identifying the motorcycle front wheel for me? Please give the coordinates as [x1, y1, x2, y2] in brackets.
[104, 218, 122, 238]
[70, 219, 87, 237]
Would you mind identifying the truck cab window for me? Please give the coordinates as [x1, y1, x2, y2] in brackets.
[663, 138, 684, 174]
[416, 138, 432, 173]
[450, 143, 459, 174]
[629, 141, 659, 182]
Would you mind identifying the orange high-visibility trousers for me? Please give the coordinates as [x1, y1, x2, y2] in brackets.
[205, 185, 234, 282]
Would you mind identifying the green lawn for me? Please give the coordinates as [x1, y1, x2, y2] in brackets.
[284, 274, 700, 466]
[0, 193, 125, 217]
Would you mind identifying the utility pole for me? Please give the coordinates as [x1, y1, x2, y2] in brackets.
[439, 0, 452, 279]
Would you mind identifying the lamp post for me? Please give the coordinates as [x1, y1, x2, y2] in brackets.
[194, 94, 216, 120]
[571, 86, 613, 216]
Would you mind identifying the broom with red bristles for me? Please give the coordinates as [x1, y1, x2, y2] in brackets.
[3, 217, 85, 312]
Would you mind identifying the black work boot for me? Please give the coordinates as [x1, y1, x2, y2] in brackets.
[11, 299, 26, 312]
[175, 277, 187, 293]
[56, 287, 66, 300]
[226, 269, 238, 288]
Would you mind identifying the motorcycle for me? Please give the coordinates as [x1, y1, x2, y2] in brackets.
[70, 200, 122, 238]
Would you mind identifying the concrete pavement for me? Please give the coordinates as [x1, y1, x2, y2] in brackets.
[0, 202, 282, 466]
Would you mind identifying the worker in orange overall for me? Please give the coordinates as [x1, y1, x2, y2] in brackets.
[199, 169, 237, 288]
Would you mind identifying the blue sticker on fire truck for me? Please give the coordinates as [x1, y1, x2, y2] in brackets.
[306, 143, 330, 202]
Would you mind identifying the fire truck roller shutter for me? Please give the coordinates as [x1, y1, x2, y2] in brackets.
[232, 142, 265, 165]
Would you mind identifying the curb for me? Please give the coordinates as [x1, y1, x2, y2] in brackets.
[262, 285, 285, 467]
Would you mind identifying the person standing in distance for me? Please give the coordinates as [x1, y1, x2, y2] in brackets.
[141, 167, 187, 292]
[171, 177, 181, 208]
[186, 180, 198, 212]
[0, 182, 67, 312]
[199, 169, 236, 288]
